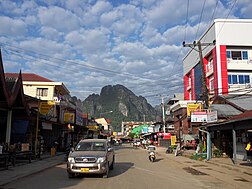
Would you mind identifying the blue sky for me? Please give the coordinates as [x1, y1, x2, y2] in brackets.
[0, 0, 251, 106]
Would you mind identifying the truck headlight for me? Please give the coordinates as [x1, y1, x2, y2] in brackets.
[68, 157, 75, 163]
[97, 157, 106, 163]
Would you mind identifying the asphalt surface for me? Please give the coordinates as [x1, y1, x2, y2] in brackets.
[0, 145, 251, 187]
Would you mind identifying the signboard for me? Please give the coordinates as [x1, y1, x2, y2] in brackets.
[207, 111, 218, 123]
[187, 103, 202, 117]
[191, 111, 217, 123]
[113, 132, 117, 136]
[42, 122, 52, 130]
[87, 125, 99, 131]
[157, 132, 171, 139]
[64, 113, 75, 123]
[39, 101, 56, 120]
[171, 136, 176, 145]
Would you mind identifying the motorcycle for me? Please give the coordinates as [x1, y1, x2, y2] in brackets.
[166, 146, 173, 154]
[149, 151, 156, 162]
[147, 145, 156, 162]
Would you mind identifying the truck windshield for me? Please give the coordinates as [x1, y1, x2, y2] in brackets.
[75, 142, 106, 151]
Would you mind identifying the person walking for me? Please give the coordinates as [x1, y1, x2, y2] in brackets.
[245, 141, 251, 162]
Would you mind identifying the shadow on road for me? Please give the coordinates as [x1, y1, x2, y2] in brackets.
[109, 162, 134, 177]
[71, 162, 134, 179]
[153, 158, 163, 162]
[240, 162, 252, 167]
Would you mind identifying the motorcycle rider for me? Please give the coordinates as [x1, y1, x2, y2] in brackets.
[147, 145, 156, 162]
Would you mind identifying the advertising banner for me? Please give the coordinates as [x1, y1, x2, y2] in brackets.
[39, 101, 56, 120]
[64, 113, 75, 123]
[191, 111, 218, 123]
[171, 136, 176, 145]
[187, 103, 202, 117]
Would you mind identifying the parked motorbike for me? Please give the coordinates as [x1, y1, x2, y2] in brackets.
[166, 146, 173, 154]
[147, 145, 156, 162]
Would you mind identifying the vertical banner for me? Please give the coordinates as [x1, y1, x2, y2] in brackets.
[171, 135, 177, 145]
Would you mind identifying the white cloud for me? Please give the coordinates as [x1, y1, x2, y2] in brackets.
[65, 28, 110, 55]
[146, 0, 185, 28]
[40, 26, 63, 41]
[113, 42, 151, 61]
[24, 15, 38, 25]
[38, 6, 81, 32]
[1, 0, 251, 105]
[0, 16, 27, 36]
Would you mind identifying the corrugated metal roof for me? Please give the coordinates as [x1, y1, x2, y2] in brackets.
[210, 104, 242, 118]
[225, 95, 252, 111]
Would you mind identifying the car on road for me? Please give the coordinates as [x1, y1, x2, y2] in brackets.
[66, 139, 115, 178]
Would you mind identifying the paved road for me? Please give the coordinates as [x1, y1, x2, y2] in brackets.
[1, 145, 252, 189]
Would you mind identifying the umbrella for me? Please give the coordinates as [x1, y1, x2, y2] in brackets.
[131, 124, 150, 136]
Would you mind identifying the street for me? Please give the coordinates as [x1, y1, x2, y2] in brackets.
[2, 144, 252, 189]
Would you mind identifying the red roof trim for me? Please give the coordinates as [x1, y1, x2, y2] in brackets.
[230, 110, 252, 121]
[5, 73, 53, 82]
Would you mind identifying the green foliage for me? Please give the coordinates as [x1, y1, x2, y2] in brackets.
[213, 149, 222, 158]
[192, 153, 207, 160]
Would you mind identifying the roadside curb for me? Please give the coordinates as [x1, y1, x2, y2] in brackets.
[0, 154, 65, 187]
[155, 146, 252, 175]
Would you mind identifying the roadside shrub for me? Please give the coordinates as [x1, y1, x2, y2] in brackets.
[213, 149, 222, 158]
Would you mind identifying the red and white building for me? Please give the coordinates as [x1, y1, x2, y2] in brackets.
[183, 19, 252, 101]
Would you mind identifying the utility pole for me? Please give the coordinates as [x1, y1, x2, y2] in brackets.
[161, 96, 166, 133]
[183, 40, 215, 109]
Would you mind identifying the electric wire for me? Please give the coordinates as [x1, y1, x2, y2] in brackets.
[184, 0, 190, 42]
[216, 0, 238, 38]
[1, 43, 181, 88]
[194, 0, 206, 41]
[3, 46, 184, 100]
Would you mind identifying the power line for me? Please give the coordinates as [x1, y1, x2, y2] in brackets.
[184, 0, 190, 42]
[1, 43, 182, 88]
[195, 0, 206, 40]
[3, 46, 184, 102]
[216, 0, 238, 38]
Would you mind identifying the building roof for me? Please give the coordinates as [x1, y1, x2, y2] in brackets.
[216, 94, 252, 111]
[5, 73, 53, 82]
[229, 110, 252, 121]
[210, 104, 242, 118]
[167, 93, 184, 105]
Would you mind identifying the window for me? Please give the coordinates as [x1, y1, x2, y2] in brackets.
[245, 75, 250, 83]
[36, 88, 48, 96]
[242, 51, 248, 60]
[228, 75, 232, 84]
[232, 75, 238, 84]
[226, 51, 231, 59]
[226, 50, 248, 60]
[207, 58, 213, 72]
[210, 79, 214, 93]
[228, 74, 250, 84]
[239, 75, 244, 84]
